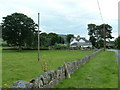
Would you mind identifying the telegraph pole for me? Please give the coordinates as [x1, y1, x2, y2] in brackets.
[97, 0, 106, 51]
[103, 24, 106, 51]
[38, 13, 40, 61]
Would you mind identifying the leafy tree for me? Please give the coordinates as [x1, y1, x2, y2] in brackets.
[87, 24, 113, 48]
[87, 24, 96, 47]
[40, 32, 48, 37]
[89, 36, 96, 47]
[32, 33, 38, 49]
[2, 13, 37, 50]
[57, 36, 65, 44]
[0, 25, 2, 38]
[88, 24, 96, 36]
[97, 24, 113, 39]
[48, 33, 59, 46]
[30, 32, 65, 49]
[40, 33, 50, 47]
[48, 33, 58, 37]
[96, 24, 113, 48]
[97, 39, 104, 48]
[39, 35, 47, 47]
[66, 34, 74, 44]
[114, 36, 120, 49]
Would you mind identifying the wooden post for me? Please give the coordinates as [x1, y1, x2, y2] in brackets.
[64, 63, 70, 78]
[103, 24, 106, 51]
[38, 13, 40, 61]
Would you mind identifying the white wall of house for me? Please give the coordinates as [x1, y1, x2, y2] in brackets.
[70, 37, 92, 48]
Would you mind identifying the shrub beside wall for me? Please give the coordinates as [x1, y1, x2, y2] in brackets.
[12, 49, 103, 88]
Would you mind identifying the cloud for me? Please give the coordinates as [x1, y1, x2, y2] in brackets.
[13, 5, 37, 16]
[0, 0, 119, 40]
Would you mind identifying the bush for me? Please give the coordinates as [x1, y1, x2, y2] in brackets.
[114, 36, 120, 49]
[54, 44, 68, 50]
[69, 46, 81, 50]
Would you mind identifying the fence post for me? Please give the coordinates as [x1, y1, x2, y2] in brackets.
[64, 63, 70, 78]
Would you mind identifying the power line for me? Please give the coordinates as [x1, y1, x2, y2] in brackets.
[97, 0, 106, 50]
[97, 0, 104, 24]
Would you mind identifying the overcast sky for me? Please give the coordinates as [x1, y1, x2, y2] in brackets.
[0, 0, 119, 40]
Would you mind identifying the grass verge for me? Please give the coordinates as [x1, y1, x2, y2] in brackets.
[0, 47, 2, 87]
[55, 51, 118, 88]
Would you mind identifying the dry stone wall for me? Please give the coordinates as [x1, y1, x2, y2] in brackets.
[12, 49, 103, 88]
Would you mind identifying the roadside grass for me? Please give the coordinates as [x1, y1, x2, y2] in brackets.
[0, 47, 2, 87]
[2, 50, 94, 88]
[55, 51, 118, 88]
[0, 38, 2, 87]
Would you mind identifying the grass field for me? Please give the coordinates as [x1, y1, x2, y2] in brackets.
[2, 50, 94, 88]
[55, 51, 118, 88]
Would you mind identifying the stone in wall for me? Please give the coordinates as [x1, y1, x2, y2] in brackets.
[82, 57, 86, 65]
[43, 72, 51, 83]
[56, 69, 63, 80]
[58, 65, 65, 75]
[40, 75, 49, 85]
[13, 80, 32, 88]
[30, 77, 43, 88]
[77, 59, 81, 67]
[85, 55, 89, 62]
[48, 70, 55, 81]
[79, 59, 83, 66]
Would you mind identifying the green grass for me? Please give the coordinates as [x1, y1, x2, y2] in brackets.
[2, 50, 94, 88]
[0, 48, 2, 87]
[0, 38, 2, 87]
[55, 51, 118, 88]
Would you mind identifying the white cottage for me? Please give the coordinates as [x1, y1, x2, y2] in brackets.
[70, 36, 92, 48]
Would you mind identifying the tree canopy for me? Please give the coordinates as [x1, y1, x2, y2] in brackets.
[87, 24, 113, 48]
[66, 34, 74, 44]
[2, 13, 37, 50]
[114, 36, 120, 49]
